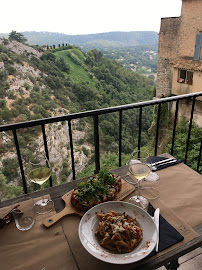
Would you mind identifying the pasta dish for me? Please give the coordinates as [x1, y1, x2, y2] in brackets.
[95, 210, 143, 253]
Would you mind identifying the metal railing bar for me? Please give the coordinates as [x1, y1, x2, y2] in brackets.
[41, 124, 52, 187]
[119, 110, 122, 167]
[1, 93, 201, 193]
[197, 139, 202, 172]
[93, 115, 100, 174]
[155, 104, 161, 156]
[138, 107, 142, 152]
[1, 92, 202, 132]
[12, 129, 27, 194]
[171, 100, 179, 156]
[68, 120, 76, 180]
[184, 97, 196, 164]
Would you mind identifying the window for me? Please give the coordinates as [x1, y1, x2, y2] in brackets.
[177, 70, 193, 85]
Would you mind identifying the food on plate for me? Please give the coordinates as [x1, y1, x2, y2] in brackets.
[71, 170, 122, 210]
[95, 210, 143, 253]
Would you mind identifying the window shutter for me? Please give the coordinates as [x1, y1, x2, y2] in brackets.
[193, 34, 202, 61]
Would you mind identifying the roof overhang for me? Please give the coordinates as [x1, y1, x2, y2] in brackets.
[170, 59, 202, 71]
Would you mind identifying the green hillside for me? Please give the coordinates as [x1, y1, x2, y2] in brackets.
[55, 48, 96, 87]
[0, 31, 158, 75]
[0, 40, 155, 125]
[0, 38, 156, 200]
[0, 40, 155, 158]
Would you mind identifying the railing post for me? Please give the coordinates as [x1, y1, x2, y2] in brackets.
[197, 139, 202, 173]
[155, 104, 161, 156]
[12, 129, 27, 194]
[184, 97, 196, 164]
[68, 120, 76, 180]
[41, 124, 52, 187]
[119, 110, 122, 167]
[138, 107, 142, 153]
[93, 115, 100, 174]
[171, 100, 179, 156]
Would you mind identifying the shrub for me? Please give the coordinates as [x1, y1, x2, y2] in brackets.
[6, 65, 17, 75]
[24, 82, 30, 90]
[82, 147, 90, 157]
[56, 57, 70, 73]
[2, 158, 19, 183]
[77, 138, 84, 145]
[40, 51, 56, 62]
[0, 52, 9, 62]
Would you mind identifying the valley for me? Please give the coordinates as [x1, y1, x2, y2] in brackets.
[0, 37, 155, 200]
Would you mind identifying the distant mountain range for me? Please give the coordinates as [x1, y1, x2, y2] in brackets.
[0, 31, 158, 48]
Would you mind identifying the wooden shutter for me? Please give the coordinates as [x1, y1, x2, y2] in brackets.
[193, 34, 202, 61]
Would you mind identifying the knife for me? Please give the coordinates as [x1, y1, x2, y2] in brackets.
[152, 158, 176, 166]
[152, 159, 184, 171]
[154, 208, 160, 252]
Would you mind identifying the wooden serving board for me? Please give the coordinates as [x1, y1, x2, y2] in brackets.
[43, 179, 135, 228]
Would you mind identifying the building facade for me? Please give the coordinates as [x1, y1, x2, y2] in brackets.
[156, 0, 202, 127]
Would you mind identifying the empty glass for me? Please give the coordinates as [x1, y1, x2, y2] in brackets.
[12, 197, 36, 231]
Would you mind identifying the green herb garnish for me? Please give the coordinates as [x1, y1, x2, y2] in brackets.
[76, 169, 116, 204]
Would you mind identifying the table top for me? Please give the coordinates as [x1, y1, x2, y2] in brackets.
[1, 163, 202, 270]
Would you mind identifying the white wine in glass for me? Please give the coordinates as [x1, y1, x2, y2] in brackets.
[128, 162, 151, 181]
[28, 156, 54, 214]
[127, 150, 151, 210]
[29, 167, 51, 185]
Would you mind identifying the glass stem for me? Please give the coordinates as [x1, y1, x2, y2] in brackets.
[41, 195, 46, 204]
[39, 185, 46, 204]
[137, 179, 141, 198]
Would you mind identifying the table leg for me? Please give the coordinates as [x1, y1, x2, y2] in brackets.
[165, 259, 180, 270]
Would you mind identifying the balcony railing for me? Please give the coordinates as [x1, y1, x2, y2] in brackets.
[0, 92, 202, 194]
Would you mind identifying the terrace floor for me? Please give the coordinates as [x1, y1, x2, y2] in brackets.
[157, 247, 202, 269]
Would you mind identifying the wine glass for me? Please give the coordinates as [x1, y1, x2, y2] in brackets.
[126, 150, 151, 210]
[141, 171, 160, 200]
[27, 155, 54, 214]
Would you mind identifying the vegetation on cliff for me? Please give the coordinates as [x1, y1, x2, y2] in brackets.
[0, 37, 155, 200]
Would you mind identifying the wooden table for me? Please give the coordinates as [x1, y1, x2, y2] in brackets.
[1, 165, 202, 270]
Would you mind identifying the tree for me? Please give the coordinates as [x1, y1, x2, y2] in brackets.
[8, 31, 27, 43]
[40, 51, 56, 62]
[56, 57, 70, 73]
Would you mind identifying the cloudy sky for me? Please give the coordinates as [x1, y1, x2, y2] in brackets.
[1, 0, 182, 35]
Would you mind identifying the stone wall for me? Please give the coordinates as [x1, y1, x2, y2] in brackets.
[158, 17, 181, 59]
[156, 58, 171, 98]
[172, 99, 202, 128]
[157, 0, 202, 97]
[179, 0, 202, 58]
[157, 0, 202, 61]
[156, 0, 202, 126]
[156, 17, 180, 97]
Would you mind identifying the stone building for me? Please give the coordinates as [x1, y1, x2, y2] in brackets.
[156, 0, 202, 127]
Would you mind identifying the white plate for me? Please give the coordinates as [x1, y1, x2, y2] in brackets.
[78, 201, 157, 264]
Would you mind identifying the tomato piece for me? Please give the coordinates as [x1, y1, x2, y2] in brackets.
[71, 194, 79, 205]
